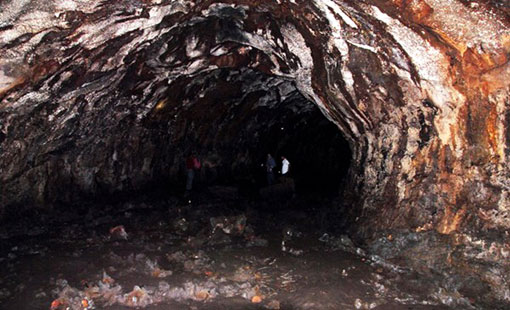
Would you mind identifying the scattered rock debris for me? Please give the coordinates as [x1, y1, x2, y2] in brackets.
[0, 192, 465, 309]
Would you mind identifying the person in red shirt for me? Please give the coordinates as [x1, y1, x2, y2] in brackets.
[185, 152, 201, 191]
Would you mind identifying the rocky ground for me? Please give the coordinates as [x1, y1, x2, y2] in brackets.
[0, 186, 466, 310]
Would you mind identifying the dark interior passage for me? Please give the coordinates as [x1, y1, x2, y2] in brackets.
[142, 68, 352, 199]
[185, 101, 353, 197]
[257, 112, 352, 196]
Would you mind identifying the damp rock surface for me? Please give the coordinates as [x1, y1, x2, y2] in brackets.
[0, 191, 459, 310]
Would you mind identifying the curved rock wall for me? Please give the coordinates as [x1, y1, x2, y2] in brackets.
[1, 0, 510, 303]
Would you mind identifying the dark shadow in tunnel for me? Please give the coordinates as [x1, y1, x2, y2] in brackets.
[151, 69, 353, 202]
[253, 108, 352, 198]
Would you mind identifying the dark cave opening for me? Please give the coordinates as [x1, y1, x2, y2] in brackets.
[255, 110, 352, 197]
[187, 106, 353, 199]
[144, 68, 353, 203]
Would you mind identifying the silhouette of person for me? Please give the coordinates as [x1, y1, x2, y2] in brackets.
[281, 156, 290, 176]
[185, 152, 200, 191]
[266, 154, 276, 185]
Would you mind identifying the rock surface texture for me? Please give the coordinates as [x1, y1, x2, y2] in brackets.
[1, 0, 509, 307]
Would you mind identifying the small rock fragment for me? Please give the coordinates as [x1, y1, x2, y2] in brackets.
[265, 299, 281, 309]
[195, 290, 210, 301]
[50, 298, 70, 310]
[109, 225, 128, 240]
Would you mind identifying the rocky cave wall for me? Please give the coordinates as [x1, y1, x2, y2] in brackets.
[1, 0, 510, 302]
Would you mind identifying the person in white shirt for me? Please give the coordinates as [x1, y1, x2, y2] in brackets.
[281, 156, 290, 175]
[279, 155, 295, 192]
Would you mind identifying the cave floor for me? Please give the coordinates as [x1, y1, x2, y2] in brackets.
[0, 187, 454, 310]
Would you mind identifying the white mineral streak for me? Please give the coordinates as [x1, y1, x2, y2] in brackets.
[319, 0, 358, 29]
[342, 68, 355, 95]
[53, 0, 102, 14]
[346, 40, 377, 53]
[241, 32, 274, 55]
[369, 5, 465, 148]
[278, 24, 313, 91]
[108, 26, 173, 71]
[48, 104, 67, 122]
[75, 4, 180, 50]
[492, 90, 510, 222]
[0, 0, 32, 26]
[185, 59, 208, 75]
[313, 1, 374, 134]
[0, 11, 65, 45]
[406, 127, 421, 155]
[46, 3, 178, 74]
[186, 36, 203, 58]
[210, 45, 229, 56]
[494, 90, 509, 162]
[314, 0, 349, 56]
[0, 0, 103, 49]
[497, 193, 510, 228]
[0, 70, 18, 94]
[10, 90, 50, 110]
[136, 85, 168, 121]
[424, 0, 506, 50]
[280, 23, 359, 136]
[53, 0, 78, 11]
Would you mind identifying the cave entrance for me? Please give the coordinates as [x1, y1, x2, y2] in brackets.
[148, 68, 352, 199]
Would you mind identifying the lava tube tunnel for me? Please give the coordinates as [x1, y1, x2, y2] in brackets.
[0, 1, 510, 309]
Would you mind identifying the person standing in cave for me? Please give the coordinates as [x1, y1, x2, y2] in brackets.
[279, 155, 295, 193]
[266, 154, 276, 186]
[279, 155, 290, 184]
[281, 156, 290, 176]
[185, 152, 201, 193]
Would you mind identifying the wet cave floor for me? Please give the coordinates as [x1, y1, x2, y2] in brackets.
[0, 186, 454, 310]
